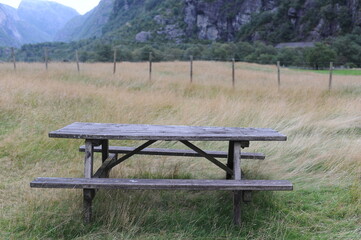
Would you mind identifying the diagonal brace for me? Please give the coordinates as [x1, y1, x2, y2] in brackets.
[93, 153, 117, 178]
[180, 140, 233, 176]
[106, 140, 157, 170]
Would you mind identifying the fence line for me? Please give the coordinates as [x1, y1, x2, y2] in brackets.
[3, 50, 358, 90]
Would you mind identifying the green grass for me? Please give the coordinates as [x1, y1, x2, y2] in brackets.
[291, 68, 361, 75]
[0, 62, 360, 239]
[3, 186, 359, 239]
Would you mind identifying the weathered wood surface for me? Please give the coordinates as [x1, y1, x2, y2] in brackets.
[232, 142, 242, 225]
[233, 191, 242, 226]
[84, 140, 93, 178]
[93, 153, 116, 178]
[49, 122, 287, 141]
[79, 145, 266, 160]
[30, 178, 293, 191]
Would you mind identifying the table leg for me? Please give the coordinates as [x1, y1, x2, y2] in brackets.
[232, 142, 242, 226]
[101, 140, 110, 178]
[84, 139, 95, 223]
[226, 141, 234, 179]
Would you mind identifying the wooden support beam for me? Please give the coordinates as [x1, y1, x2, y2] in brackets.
[329, 62, 333, 91]
[11, 47, 16, 70]
[107, 140, 157, 169]
[233, 141, 242, 226]
[76, 50, 80, 72]
[226, 141, 234, 179]
[190, 55, 193, 83]
[79, 145, 266, 160]
[180, 140, 233, 176]
[93, 153, 116, 178]
[44, 47, 48, 70]
[232, 58, 235, 88]
[83, 140, 95, 223]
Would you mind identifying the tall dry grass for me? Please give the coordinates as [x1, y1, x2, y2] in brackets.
[0, 61, 360, 239]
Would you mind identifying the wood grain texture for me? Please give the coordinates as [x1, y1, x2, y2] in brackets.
[93, 153, 116, 178]
[30, 178, 293, 191]
[49, 122, 287, 141]
[84, 140, 93, 178]
[233, 142, 242, 180]
[233, 191, 242, 226]
[79, 145, 266, 160]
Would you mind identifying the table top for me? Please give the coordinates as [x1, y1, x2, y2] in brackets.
[49, 122, 287, 141]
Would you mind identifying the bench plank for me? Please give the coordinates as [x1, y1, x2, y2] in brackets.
[79, 146, 265, 160]
[31, 178, 293, 191]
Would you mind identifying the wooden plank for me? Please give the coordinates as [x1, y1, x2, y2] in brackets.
[180, 140, 233, 175]
[30, 178, 293, 191]
[49, 122, 287, 141]
[79, 145, 266, 160]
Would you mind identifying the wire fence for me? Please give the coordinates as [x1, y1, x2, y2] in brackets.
[1, 48, 360, 91]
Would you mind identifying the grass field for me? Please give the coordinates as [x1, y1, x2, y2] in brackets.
[293, 68, 361, 76]
[0, 61, 360, 239]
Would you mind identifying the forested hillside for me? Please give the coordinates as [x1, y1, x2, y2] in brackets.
[1, 0, 361, 68]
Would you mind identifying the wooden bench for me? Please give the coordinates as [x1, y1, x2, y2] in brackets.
[79, 145, 266, 160]
[31, 177, 293, 191]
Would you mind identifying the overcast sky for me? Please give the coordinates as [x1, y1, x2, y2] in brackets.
[0, 0, 101, 15]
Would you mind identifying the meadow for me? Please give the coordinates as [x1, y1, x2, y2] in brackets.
[0, 61, 360, 239]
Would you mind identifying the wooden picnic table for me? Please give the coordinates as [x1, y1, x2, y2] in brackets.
[31, 122, 292, 226]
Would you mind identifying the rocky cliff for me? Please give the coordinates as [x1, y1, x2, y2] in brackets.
[102, 0, 361, 44]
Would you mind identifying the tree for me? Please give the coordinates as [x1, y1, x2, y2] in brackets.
[95, 44, 113, 62]
[306, 43, 336, 69]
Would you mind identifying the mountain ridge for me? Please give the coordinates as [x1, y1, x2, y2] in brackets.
[57, 0, 361, 45]
[0, 0, 79, 47]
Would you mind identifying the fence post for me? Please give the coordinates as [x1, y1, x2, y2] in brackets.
[232, 58, 235, 88]
[44, 47, 48, 70]
[329, 62, 333, 90]
[11, 47, 16, 70]
[277, 61, 281, 90]
[76, 50, 80, 72]
[113, 49, 117, 74]
[190, 55, 193, 83]
[149, 52, 153, 81]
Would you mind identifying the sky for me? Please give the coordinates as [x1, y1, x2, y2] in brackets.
[0, 0, 102, 15]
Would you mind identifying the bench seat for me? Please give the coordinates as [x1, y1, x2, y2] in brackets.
[79, 145, 265, 160]
[30, 177, 293, 191]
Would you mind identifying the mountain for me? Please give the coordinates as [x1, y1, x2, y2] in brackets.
[18, 0, 79, 41]
[0, 4, 23, 47]
[55, 0, 114, 42]
[61, 0, 360, 44]
[0, 0, 79, 47]
[100, 0, 361, 44]
[0, 3, 49, 47]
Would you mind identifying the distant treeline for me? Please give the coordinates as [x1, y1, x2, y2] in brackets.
[1, 33, 361, 69]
